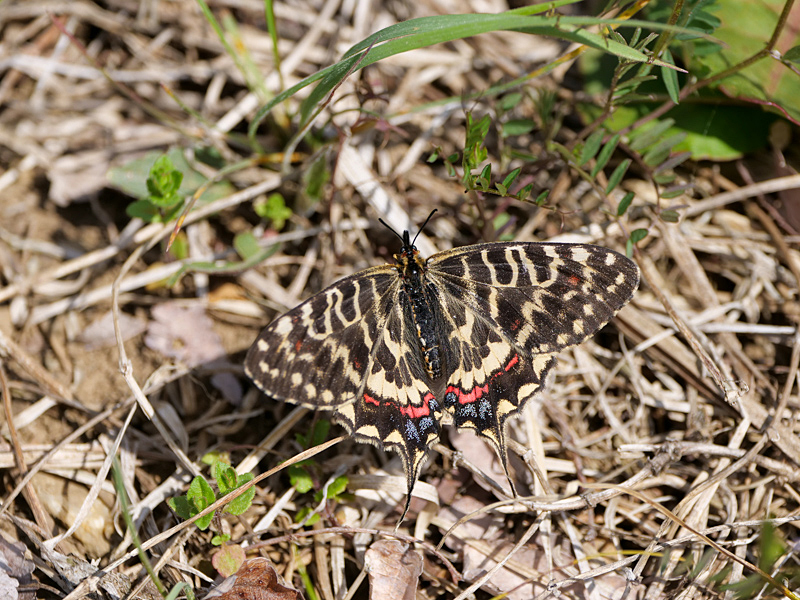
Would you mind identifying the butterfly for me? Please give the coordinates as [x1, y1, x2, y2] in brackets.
[245, 214, 639, 519]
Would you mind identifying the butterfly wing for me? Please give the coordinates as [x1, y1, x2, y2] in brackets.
[245, 265, 443, 506]
[427, 243, 639, 460]
[245, 265, 398, 408]
[345, 296, 443, 504]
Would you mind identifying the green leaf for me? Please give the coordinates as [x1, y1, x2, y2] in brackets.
[758, 521, 785, 572]
[310, 420, 330, 447]
[670, 103, 774, 160]
[166, 582, 195, 600]
[591, 133, 620, 177]
[464, 112, 491, 173]
[126, 200, 160, 222]
[516, 183, 533, 200]
[201, 451, 228, 466]
[608, 30, 627, 46]
[295, 507, 320, 526]
[289, 465, 314, 494]
[630, 228, 648, 244]
[211, 534, 231, 546]
[495, 183, 508, 196]
[660, 49, 680, 104]
[502, 167, 521, 189]
[212, 544, 246, 578]
[187, 476, 216, 530]
[654, 173, 677, 185]
[499, 92, 523, 111]
[250, 8, 681, 137]
[617, 191, 635, 216]
[502, 119, 535, 137]
[480, 163, 492, 188]
[233, 232, 261, 261]
[255, 193, 293, 230]
[683, 0, 800, 124]
[654, 151, 692, 174]
[145, 155, 184, 208]
[325, 475, 348, 499]
[214, 461, 238, 496]
[644, 132, 688, 161]
[534, 189, 550, 206]
[225, 473, 255, 516]
[168, 232, 189, 260]
[167, 495, 193, 520]
[614, 74, 658, 92]
[303, 154, 330, 205]
[626, 228, 648, 256]
[578, 129, 606, 167]
[605, 158, 631, 193]
[660, 209, 680, 222]
[628, 119, 675, 151]
[108, 149, 234, 204]
[642, 146, 671, 167]
[784, 45, 800, 64]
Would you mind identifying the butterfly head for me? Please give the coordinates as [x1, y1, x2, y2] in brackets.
[379, 209, 437, 274]
[394, 231, 426, 276]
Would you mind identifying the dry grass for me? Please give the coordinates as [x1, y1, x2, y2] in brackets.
[1, 1, 800, 599]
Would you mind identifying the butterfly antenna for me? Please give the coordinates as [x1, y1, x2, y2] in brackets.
[378, 217, 405, 244]
[412, 209, 438, 246]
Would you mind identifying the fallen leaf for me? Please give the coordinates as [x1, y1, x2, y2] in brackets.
[204, 557, 301, 600]
[364, 540, 422, 600]
[449, 428, 513, 496]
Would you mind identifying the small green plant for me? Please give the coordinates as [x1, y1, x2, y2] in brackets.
[254, 193, 293, 230]
[167, 457, 256, 575]
[429, 111, 534, 205]
[721, 521, 800, 599]
[286, 420, 350, 525]
[294, 475, 349, 526]
[126, 154, 185, 223]
[168, 458, 255, 533]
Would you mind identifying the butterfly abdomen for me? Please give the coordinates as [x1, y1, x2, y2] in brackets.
[397, 248, 443, 381]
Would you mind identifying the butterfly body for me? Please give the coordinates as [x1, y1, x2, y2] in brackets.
[246, 232, 639, 516]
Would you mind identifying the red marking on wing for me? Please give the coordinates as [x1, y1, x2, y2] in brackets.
[447, 353, 520, 404]
[295, 339, 303, 352]
[362, 391, 433, 418]
[504, 354, 519, 371]
[568, 274, 580, 286]
[397, 401, 431, 419]
[450, 383, 489, 405]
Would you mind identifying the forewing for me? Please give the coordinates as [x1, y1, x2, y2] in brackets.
[245, 266, 398, 408]
[428, 243, 639, 356]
